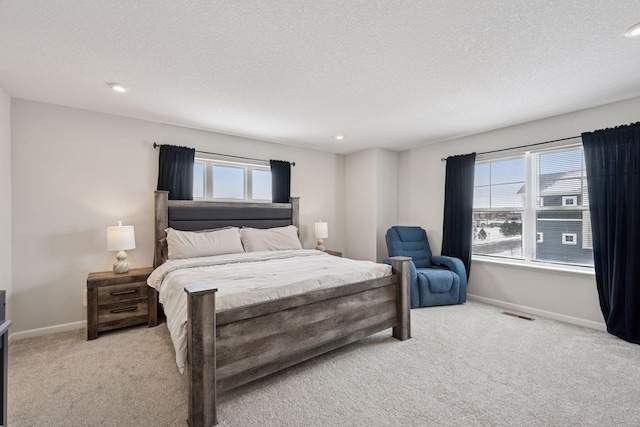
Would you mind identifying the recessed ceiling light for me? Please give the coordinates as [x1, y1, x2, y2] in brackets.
[109, 83, 128, 93]
[335, 135, 345, 140]
[624, 22, 640, 38]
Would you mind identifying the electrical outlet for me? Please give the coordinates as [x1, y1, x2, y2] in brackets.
[82, 289, 87, 307]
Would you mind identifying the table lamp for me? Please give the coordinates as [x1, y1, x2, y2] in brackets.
[107, 221, 136, 274]
[313, 221, 328, 251]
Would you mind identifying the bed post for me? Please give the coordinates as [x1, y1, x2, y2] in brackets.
[390, 256, 411, 341]
[185, 285, 218, 427]
[154, 190, 169, 268]
[289, 197, 300, 230]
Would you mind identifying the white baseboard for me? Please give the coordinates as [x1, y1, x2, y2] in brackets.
[468, 294, 607, 332]
[9, 320, 86, 343]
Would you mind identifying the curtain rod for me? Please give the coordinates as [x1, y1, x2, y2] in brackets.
[440, 135, 581, 162]
[153, 142, 295, 167]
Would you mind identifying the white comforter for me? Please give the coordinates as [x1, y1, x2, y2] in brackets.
[147, 249, 392, 371]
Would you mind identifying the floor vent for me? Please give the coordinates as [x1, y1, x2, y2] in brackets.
[501, 311, 535, 321]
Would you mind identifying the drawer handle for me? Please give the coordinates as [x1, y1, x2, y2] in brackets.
[111, 289, 138, 296]
[110, 306, 138, 314]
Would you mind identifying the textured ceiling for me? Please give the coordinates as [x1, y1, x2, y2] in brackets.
[1, 1, 639, 154]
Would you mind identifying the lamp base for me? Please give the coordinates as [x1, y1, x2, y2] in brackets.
[113, 250, 130, 274]
[316, 239, 325, 252]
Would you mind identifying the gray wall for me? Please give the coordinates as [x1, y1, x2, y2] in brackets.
[0, 87, 11, 321]
[8, 93, 640, 335]
[345, 149, 377, 261]
[10, 99, 345, 335]
[375, 149, 398, 262]
[345, 148, 398, 262]
[399, 95, 640, 329]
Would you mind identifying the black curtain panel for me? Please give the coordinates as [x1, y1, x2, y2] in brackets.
[582, 122, 640, 344]
[442, 152, 476, 278]
[270, 160, 291, 203]
[157, 144, 196, 200]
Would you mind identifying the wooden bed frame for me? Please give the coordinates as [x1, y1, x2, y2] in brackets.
[153, 190, 411, 426]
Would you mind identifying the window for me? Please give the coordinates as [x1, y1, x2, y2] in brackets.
[193, 163, 205, 198]
[251, 169, 272, 200]
[473, 156, 525, 259]
[473, 145, 594, 268]
[212, 165, 245, 199]
[193, 158, 272, 202]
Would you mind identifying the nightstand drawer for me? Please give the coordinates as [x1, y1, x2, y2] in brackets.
[98, 299, 149, 325]
[98, 281, 148, 304]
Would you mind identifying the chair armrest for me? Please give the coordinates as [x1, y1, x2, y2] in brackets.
[431, 255, 467, 288]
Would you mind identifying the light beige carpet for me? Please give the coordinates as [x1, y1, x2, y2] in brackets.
[8, 301, 640, 426]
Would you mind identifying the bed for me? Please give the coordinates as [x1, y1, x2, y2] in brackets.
[150, 190, 411, 426]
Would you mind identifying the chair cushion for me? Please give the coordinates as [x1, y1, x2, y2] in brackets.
[386, 226, 433, 268]
[416, 269, 460, 306]
[417, 269, 457, 293]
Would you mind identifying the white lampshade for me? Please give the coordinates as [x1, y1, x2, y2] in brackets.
[313, 221, 328, 239]
[107, 221, 136, 251]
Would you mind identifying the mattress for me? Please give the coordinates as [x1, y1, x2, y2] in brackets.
[147, 249, 392, 371]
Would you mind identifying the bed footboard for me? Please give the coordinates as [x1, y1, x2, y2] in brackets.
[184, 256, 411, 427]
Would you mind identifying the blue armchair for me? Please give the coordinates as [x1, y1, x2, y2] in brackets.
[385, 226, 467, 308]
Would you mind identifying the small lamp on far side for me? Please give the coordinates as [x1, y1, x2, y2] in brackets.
[313, 221, 328, 252]
[107, 221, 136, 274]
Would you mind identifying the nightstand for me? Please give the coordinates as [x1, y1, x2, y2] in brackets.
[87, 267, 157, 340]
[325, 250, 342, 257]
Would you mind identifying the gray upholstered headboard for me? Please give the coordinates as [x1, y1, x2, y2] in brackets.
[153, 191, 300, 267]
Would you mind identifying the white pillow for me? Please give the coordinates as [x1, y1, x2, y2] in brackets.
[165, 227, 244, 260]
[240, 225, 302, 252]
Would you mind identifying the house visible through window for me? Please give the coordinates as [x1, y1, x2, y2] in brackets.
[472, 145, 594, 268]
[193, 157, 272, 202]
